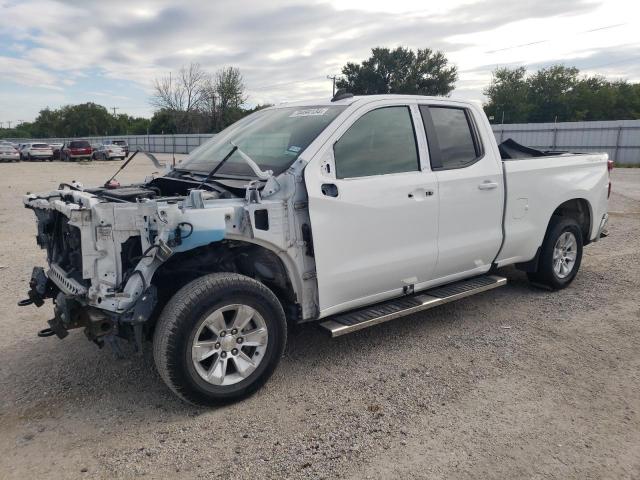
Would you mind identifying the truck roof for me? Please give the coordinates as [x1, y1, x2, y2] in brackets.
[275, 94, 478, 108]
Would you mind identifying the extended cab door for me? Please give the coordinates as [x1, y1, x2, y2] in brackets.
[418, 104, 504, 279]
[305, 102, 439, 317]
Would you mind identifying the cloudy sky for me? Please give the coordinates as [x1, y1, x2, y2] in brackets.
[0, 0, 638, 123]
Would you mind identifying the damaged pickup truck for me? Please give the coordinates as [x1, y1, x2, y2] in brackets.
[21, 93, 611, 405]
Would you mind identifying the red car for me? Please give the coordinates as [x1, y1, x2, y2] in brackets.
[61, 140, 92, 161]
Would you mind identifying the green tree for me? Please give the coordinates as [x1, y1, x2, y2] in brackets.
[483, 65, 640, 123]
[527, 65, 579, 122]
[149, 109, 177, 134]
[336, 47, 457, 96]
[483, 67, 531, 123]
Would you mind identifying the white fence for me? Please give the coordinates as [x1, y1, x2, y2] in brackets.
[4, 119, 640, 164]
[5, 134, 216, 155]
[491, 119, 640, 165]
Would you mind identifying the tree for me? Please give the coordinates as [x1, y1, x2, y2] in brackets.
[336, 47, 457, 96]
[149, 109, 177, 134]
[151, 64, 248, 133]
[150, 63, 209, 133]
[483, 65, 640, 123]
[202, 66, 247, 131]
[527, 65, 579, 122]
[483, 67, 530, 123]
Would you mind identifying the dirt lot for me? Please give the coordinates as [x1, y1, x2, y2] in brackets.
[0, 158, 638, 479]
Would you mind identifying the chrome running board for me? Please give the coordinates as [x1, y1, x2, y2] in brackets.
[320, 275, 507, 337]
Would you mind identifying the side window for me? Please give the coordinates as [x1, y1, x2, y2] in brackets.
[420, 106, 482, 170]
[333, 106, 419, 179]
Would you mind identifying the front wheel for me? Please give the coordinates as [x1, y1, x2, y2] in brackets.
[527, 216, 583, 290]
[153, 273, 287, 406]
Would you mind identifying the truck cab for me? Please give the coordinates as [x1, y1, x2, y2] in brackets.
[21, 93, 610, 405]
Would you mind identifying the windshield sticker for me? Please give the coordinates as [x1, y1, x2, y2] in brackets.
[287, 145, 301, 153]
[289, 108, 329, 118]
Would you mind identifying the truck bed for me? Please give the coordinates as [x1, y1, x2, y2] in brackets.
[496, 151, 609, 267]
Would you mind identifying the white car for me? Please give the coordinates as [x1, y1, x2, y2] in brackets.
[0, 144, 20, 162]
[21, 93, 610, 405]
[20, 143, 53, 161]
[92, 143, 126, 160]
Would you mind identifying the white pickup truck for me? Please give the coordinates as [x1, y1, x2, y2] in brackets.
[21, 93, 611, 405]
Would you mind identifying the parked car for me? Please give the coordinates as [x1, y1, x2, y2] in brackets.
[21, 94, 610, 406]
[20, 143, 53, 161]
[0, 144, 20, 162]
[111, 140, 129, 157]
[49, 143, 64, 160]
[61, 140, 92, 161]
[92, 143, 126, 160]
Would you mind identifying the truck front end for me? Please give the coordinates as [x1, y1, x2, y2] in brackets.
[22, 182, 238, 347]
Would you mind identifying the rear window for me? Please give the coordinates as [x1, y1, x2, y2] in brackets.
[33, 143, 49, 148]
[420, 106, 482, 170]
[70, 141, 90, 148]
[113, 140, 126, 146]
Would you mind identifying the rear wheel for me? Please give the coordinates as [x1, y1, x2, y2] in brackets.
[527, 216, 583, 290]
[153, 273, 287, 406]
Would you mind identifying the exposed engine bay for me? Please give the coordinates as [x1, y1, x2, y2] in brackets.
[21, 166, 315, 350]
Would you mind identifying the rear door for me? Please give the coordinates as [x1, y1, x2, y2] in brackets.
[306, 101, 439, 316]
[419, 104, 503, 279]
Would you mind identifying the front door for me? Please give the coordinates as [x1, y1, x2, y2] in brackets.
[306, 103, 439, 317]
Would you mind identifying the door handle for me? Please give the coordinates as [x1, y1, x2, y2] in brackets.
[478, 181, 498, 190]
[321, 183, 339, 197]
[408, 189, 434, 199]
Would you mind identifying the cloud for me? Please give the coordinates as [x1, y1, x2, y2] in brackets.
[0, 0, 636, 121]
[0, 56, 62, 90]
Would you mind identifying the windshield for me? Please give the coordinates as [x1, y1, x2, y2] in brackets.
[180, 105, 346, 176]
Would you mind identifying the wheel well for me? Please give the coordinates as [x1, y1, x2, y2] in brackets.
[148, 241, 299, 329]
[551, 199, 592, 244]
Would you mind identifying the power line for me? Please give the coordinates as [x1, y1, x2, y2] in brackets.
[576, 55, 640, 71]
[484, 22, 627, 54]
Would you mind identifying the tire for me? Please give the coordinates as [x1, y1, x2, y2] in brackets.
[153, 272, 287, 406]
[527, 216, 583, 290]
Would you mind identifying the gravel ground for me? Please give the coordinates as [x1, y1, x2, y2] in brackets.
[0, 159, 638, 479]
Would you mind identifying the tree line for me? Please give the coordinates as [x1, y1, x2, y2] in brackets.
[1, 47, 638, 139]
[483, 65, 640, 123]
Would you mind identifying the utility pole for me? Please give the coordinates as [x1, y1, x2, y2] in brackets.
[112, 107, 119, 116]
[327, 75, 338, 96]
